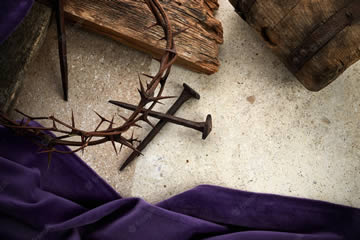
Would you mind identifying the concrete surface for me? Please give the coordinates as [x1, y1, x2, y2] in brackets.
[0, 3, 51, 112]
[11, 0, 360, 207]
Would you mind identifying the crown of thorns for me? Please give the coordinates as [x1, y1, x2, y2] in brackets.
[0, 0, 182, 164]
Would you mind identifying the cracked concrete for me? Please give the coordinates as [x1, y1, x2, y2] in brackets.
[10, 0, 360, 207]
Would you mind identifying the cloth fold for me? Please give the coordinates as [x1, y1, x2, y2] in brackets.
[0, 124, 359, 240]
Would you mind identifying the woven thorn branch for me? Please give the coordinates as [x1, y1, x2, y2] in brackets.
[0, 0, 182, 163]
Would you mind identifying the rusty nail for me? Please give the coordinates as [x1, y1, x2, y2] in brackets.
[119, 83, 200, 171]
[55, 0, 69, 101]
[109, 101, 212, 139]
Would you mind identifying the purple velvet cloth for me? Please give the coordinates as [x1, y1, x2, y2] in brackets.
[0, 0, 34, 44]
[0, 125, 359, 240]
[1, 3, 359, 239]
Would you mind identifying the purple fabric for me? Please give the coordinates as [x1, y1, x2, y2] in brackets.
[0, 124, 359, 240]
[0, 0, 34, 44]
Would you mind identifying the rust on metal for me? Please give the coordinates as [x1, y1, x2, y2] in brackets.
[0, 0, 179, 158]
[55, 0, 69, 101]
[119, 83, 201, 171]
[0, 0, 213, 167]
[287, 0, 360, 73]
[109, 100, 212, 140]
[37, 0, 69, 100]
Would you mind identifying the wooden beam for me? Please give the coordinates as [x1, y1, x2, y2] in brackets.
[40, 0, 223, 74]
[230, 0, 360, 91]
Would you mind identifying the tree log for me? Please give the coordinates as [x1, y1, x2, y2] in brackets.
[40, 0, 223, 74]
[230, 0, 360, 91]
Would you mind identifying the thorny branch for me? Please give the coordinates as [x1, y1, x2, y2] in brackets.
[0, 0, 179, 160]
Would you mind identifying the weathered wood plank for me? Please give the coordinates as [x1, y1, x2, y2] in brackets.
[230, 0, 360, 91]
[52, 0, 223, 74]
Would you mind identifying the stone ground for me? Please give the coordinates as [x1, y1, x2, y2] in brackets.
[11, 0, 360, 206]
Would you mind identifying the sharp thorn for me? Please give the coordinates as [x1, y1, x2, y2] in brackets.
[71, 110, 75, 128]
[173, 28, 188, 38]
[149, 95, 177, 102]
[111, 138, 118, 155]
[133, 122, 142, 128]
[119, 143, 124, 153]
[15, 109, 30, 119]
[117, 138, 141, 154]
[141, 73, 155, 79]
[154, 100, 164, 105]
[131, 130, 135, 141]
[138, 75, 145, 93]
[81, 136, 85, 155]
[146, 22, 159, 30]
[144, 118, 155, 128]
[162, 48, 177, 55]
[158, 28, 187, 41]
[108, 115, 115, 130]
[94, 110, 102, 120]
[118, 114, 129, 122]
[39, 149, 55, 154]
[94, 111, 110, 122]
[138, 88, 147, 99]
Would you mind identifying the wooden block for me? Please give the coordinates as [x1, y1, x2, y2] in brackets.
[230, 0, 360, 91]
[54, 0, 223, 74]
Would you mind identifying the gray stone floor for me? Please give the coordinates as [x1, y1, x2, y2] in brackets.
[12, 0, 360, 206]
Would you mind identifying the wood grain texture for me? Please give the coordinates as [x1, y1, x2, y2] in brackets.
[58, 0, 223, 74]
[230, 0, 360, 91]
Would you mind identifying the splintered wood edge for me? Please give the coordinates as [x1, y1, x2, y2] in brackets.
[63, 0, 223, 74]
